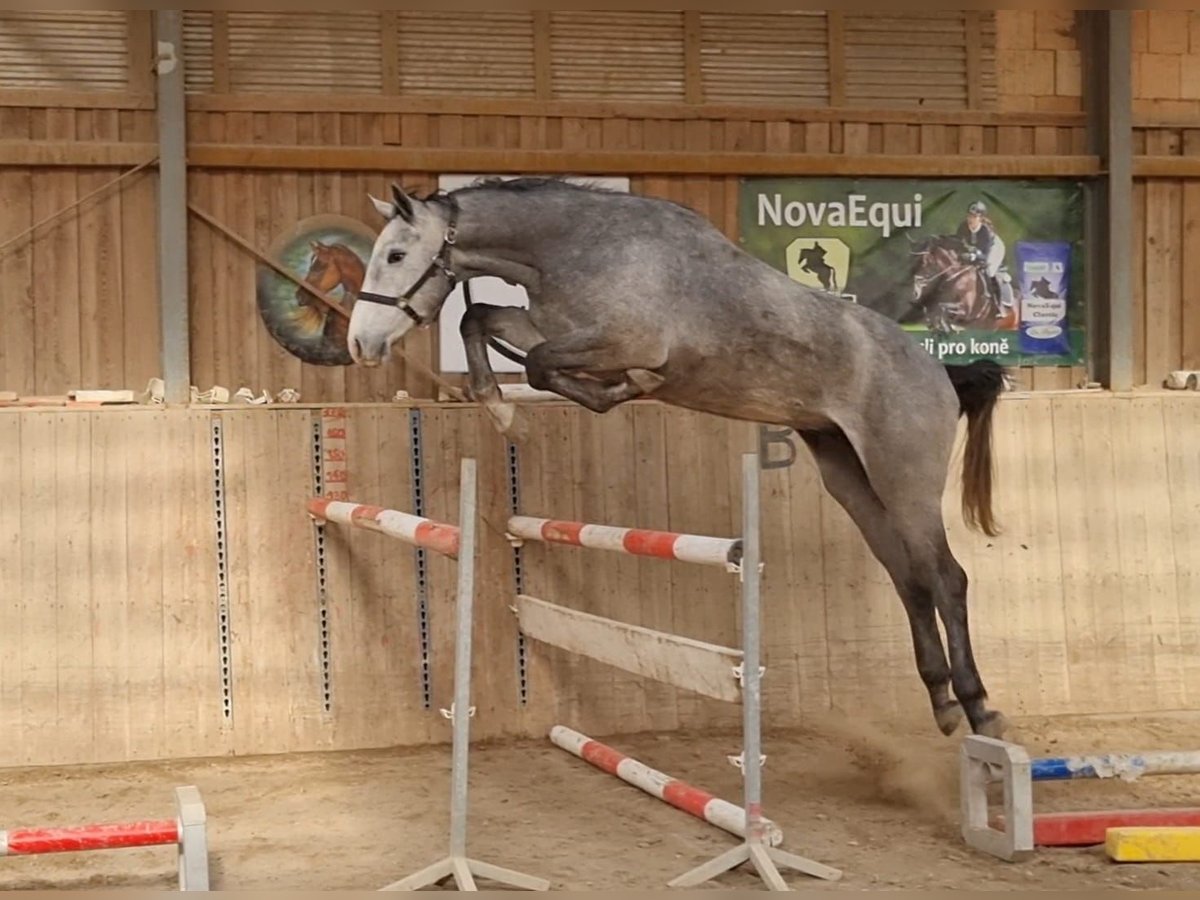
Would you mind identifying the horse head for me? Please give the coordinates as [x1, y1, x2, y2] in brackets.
[349, 183, 460, 367]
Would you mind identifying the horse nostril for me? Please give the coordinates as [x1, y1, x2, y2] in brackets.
[350, 337, 363, 361]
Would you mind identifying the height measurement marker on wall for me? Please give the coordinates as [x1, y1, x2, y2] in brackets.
[321, 408, 350, 501]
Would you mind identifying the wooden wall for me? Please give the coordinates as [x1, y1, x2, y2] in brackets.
[2, 393, 1198, 767]
[0, 10, 158, 399]
[5, 11, 1200, 395]
[0, 9, 1111, 404]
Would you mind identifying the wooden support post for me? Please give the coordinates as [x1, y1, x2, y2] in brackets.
[155, 11, 191, 405]
[212, 12, 231, 94]
[827, 12, 846, 107]
[534, 12, 553, 101]
[1084, 11, 1134, 390]
[684, 12, 703, 104]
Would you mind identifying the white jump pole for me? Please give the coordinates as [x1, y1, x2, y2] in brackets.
[314, 463, 547, 892]
[515, 453, 841, 889]
[550, 725, 784, 846]
[379, 458, 549, 893]
[668, 453, 842, 890]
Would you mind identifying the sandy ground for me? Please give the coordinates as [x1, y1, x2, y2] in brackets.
[1, 714, 1200, 891]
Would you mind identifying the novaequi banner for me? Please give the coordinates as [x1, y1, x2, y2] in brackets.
[738, 178, 1086, 367]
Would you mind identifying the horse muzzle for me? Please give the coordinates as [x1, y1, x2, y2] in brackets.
[349, 333, 390, 367]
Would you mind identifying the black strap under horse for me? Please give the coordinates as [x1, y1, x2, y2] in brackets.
[355, 192, 527, 365]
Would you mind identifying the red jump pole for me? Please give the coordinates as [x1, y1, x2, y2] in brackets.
[0, 785, 210, 890]
[1034, 808, 1200, 847]
[1, 820, 179, 855]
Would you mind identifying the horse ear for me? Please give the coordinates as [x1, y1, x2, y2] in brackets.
[369, 194, 396, 221]
[390, 183, 415, 224]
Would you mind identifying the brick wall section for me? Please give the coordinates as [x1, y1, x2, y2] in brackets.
[995, 10, 1081, 113]
[1135, 10, 1200, 121]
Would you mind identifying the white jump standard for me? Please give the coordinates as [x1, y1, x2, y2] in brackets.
[961, 735, 1200, 862]
[511, 452, 841, 890]
[0, 786, 209, 891]
[309, 462, 549, 892]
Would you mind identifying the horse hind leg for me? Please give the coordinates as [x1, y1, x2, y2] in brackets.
[799, 429, 964, 736]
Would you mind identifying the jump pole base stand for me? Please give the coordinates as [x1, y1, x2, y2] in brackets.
[379, 856, 551, 892]
[669, 840, 843, 891]
[960, 735, 1035, 862]
[377, 461, 549, 894]
[175, 785, 210, 891]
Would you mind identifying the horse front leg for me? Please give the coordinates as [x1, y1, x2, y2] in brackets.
[460, 304, 545, 438]
[522, 333, 666, 414]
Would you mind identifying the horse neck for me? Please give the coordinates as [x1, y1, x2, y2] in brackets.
[449, 190, 549, 290]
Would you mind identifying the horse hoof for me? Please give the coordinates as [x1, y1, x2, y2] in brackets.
[934, 701, 965, 736]
[484, 401, 516, 432]
[485, 402, 532, 444]
[975, 710, 1010, 739]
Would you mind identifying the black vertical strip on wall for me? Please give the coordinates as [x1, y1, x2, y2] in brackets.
[209, 415, 234, 722]
[409, 409, 433, 710]
[507, 440, 529, 705]
[310, 417, 333, 714]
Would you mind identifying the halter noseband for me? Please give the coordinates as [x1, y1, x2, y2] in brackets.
[356, 196, 459, 325]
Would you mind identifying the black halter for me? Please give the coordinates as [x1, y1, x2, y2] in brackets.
[356, 197, 459, 325]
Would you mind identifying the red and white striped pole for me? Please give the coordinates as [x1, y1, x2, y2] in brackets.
[0, 820, 179, 856]
[550, 725, 783, 846]
[0, 786, 209, 890]
[508, 517, 742, 569]
[308, 499, 460, 559]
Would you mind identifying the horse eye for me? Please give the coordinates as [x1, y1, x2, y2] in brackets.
[387, 250, 406, 264]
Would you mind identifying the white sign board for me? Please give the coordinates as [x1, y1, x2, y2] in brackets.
[436, 174, 631, 374]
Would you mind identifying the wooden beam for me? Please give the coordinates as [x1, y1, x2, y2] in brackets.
[187, 143, 1102, 177]
[212, 12, 231, 94]
[0, 90, 155, 110]
[0, 141, 158, 166]
[827, 11, 846, 108]
[684, 11, 704, 105]
[533, 11, 553, 101]
[126, 12, 155, 94]
[1105, 12, 1135, 391]
[1134, 156, 1200, 177]
[381, 11, 400, 95]
[184, 91, 1087, 127]
[155, 11, 191, 406]
[965, 11, 984, 110]
[515, 595, 743, 703]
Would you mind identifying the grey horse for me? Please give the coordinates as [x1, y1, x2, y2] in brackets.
[348, 178, 1009, 739]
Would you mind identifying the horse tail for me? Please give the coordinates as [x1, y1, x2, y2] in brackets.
[943, 359, 1007, 537]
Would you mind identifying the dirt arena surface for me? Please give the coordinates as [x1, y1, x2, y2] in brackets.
[2, 714, 1199, 891]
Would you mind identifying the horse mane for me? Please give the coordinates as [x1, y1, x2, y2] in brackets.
[442, 176, 620, 199]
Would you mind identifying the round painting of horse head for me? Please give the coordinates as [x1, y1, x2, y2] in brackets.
[256, 214, 378, 366]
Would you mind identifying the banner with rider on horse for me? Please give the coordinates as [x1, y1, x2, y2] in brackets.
[738, 177, 1085, 368]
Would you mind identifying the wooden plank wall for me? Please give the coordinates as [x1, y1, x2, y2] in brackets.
[4, 11, 1200, 396]
[2, 394, 1199, 767]
[183, 101, 1091, 400]
[0, 106, 158, 398]
[1, 9, 1109, 404]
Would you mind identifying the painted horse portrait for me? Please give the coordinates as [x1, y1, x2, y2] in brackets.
[293, 240, 365, 363]
[347, 177, 1011, 740]
[909, 234, 1017, 334]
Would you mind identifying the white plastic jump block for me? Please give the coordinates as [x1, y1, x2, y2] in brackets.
[960, 736, 1034, 862]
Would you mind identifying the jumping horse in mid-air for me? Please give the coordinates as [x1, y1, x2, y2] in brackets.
[347, 177, 1010, 739]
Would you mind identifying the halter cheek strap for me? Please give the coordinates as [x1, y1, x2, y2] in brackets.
[356, 198, 459, 325]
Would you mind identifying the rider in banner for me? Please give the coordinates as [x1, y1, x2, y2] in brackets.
[956, 200, 1015, 321]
